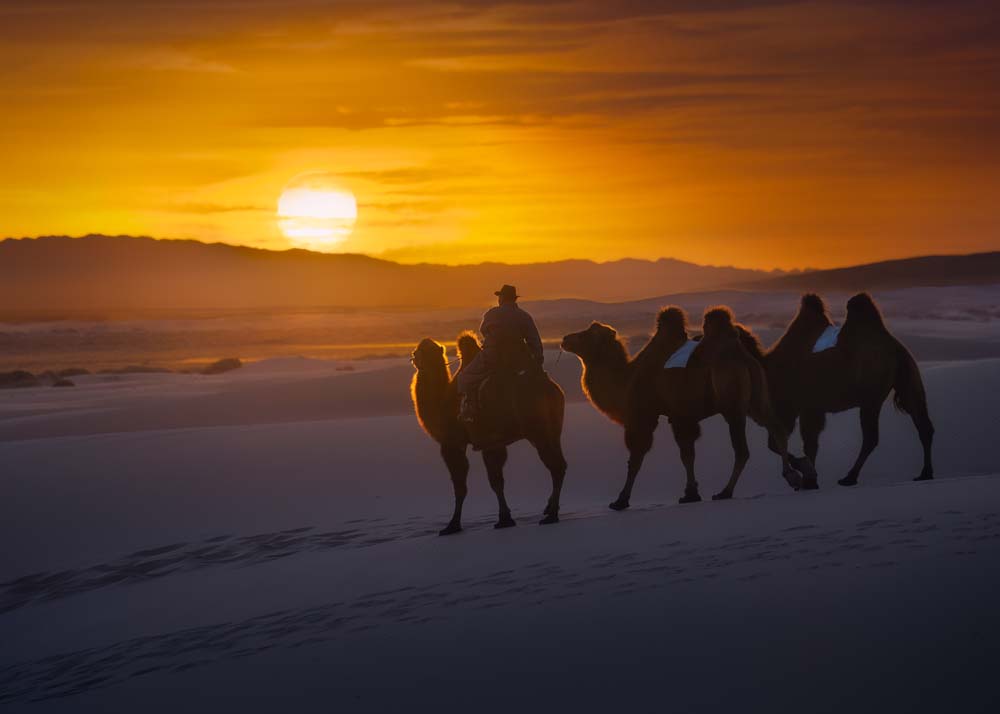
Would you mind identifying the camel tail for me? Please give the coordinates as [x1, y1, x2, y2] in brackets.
[892, 344, 928, 416]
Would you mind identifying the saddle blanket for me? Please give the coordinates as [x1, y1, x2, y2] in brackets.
[812, 324, 841, 353]
[663, 340, 697, 369]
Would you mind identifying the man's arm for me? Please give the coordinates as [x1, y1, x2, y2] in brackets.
[520, 311, 544, 364]
[479, 308, 494, 339]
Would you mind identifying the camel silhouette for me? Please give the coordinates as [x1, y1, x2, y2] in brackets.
[411, 332, 567, 535]
[764, 293, 934, 486]
[562, 307, 806, 507]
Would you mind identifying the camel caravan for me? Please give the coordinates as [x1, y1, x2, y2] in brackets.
[411, 286, 934, 535]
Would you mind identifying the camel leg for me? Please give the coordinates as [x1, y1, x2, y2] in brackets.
[762, 415, 807, 492]
[792, 409, 825, 490]
[911, 408, 935, 481]
[482, 446, 515, 528]
[713, 414, 750, 500]
[672, 420, 702, 504]
[767, 413, 813, 489]
[535, 441, 567, 525]
[799, 410, 825, 477]
[610, 420, 655, 511]
[839, 403, 881, 486]
[439, 444, 469, 536]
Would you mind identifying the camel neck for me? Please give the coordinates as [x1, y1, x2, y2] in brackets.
[412, 364, 452, 443]
[580, 349, 631, 424]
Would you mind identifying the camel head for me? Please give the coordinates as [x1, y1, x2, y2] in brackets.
[656, 307, 689, 340]
[411, 338, 447, 372]
[561, 322, 623, 362]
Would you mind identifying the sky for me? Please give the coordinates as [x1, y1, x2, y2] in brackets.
[1, 0, 998, 268]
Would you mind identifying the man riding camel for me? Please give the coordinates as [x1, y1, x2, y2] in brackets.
[458, 284, 544, 422]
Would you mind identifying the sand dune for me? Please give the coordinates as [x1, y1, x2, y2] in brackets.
[1, 350, 999, 710]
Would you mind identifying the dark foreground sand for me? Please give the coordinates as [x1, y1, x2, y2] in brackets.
[1, 353, 998, 712]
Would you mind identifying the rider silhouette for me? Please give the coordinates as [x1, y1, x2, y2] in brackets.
[458, 284, 543, 422]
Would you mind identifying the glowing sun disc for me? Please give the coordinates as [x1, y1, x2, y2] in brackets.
[277, 173, 358, 250]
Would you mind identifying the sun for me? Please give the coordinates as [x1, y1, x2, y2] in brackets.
[277, 173, 358, 251]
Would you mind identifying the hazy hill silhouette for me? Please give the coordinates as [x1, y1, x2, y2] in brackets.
[0, 235, 776, 314]
[749, 252, 1000, 292]
[2, 236, 995, 317]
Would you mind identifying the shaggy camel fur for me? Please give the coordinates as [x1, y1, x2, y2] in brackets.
[764, 293, 934, 486]
[562, 308, 805, 507]
[411, 332, 567, 534]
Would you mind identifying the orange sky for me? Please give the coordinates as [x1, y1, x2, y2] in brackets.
[2, 1, 998, 268]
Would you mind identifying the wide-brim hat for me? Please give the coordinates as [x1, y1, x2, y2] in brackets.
[494, 284, 519, 299]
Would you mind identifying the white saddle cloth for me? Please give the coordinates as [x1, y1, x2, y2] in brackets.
[664, 340, 697, 369]
[812, 324, 841, 353]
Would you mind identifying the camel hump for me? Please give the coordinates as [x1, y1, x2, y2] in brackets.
[845, 292, 886, 328]
[690, 306, 764, 369]
[801, 293, 828, 315]
[703, 305, 736, 335]
[656, 306, 689, 335]
[456, 330, 481, 363]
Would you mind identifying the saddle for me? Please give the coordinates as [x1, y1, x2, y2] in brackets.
[468, 338, 544, 450]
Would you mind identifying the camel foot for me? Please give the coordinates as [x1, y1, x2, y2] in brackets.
[914, 472, 934, 482]
[801, 477, 819, 491]
[792, 455, 818, 481]
[494, 515, 516, 529]
[838, 475, 858, 487]
[539, 513, 559, 525]
[609, 499, 630, 511]
[711, 490, 732, 501]
[678, 490, 702, 504]
[438, 522, 462, 536]
[783, 468, 803, 491]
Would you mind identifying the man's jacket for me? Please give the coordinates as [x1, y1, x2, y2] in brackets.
[479, 303, 544, 364]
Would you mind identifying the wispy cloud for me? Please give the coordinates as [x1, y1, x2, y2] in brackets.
[169, 203, 269, 214]
[139, 50, 238, 74]
[1, 0, 998, 267]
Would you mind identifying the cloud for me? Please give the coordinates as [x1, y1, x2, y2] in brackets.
[2, 0, 999, 267]
[140, 50, 238, 74]
[170, 203, 269, 214]
[340, 167, 466, 184]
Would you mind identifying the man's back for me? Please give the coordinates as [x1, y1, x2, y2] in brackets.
[480, 303, 543, 363]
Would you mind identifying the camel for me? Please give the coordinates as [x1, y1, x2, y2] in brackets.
[764, 293, 934, 486]
[561, 307, 807, 508]
[411, 332, 567, 535]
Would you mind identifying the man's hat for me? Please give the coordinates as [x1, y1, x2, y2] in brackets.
[494, 284, 519, 299]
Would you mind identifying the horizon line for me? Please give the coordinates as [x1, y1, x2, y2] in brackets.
[6, 232, 995, 275]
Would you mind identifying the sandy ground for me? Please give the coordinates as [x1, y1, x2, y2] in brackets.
[1, 350, 999, 711]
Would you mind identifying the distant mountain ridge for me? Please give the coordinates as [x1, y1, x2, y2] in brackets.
[1, 235, 996, 316]
[0, 235, 776, 314]
[743, 252, 1000, 292]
